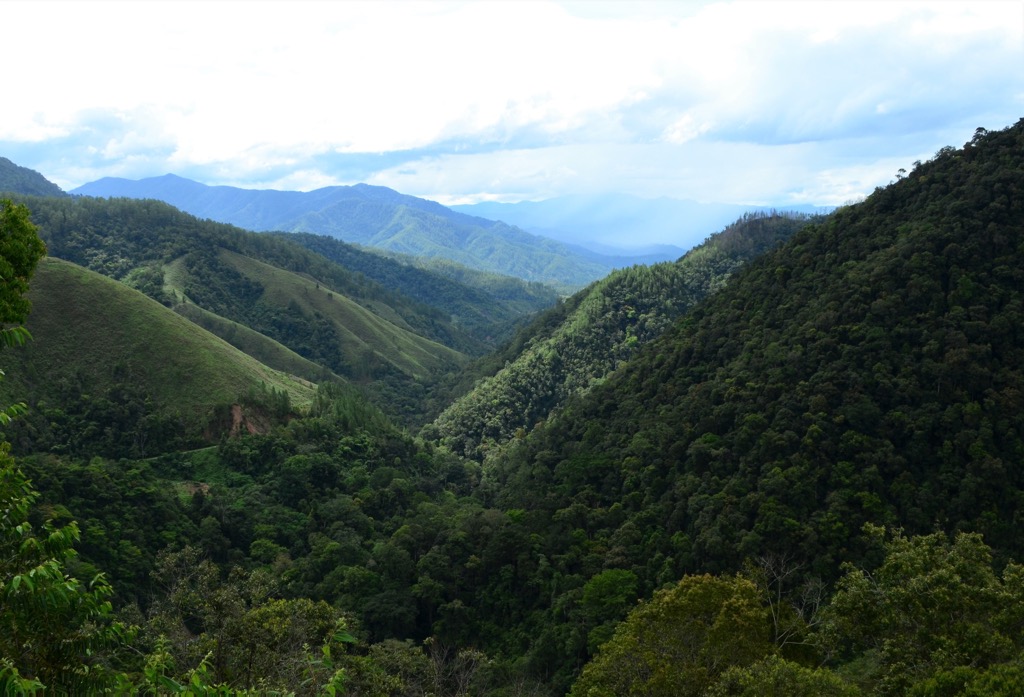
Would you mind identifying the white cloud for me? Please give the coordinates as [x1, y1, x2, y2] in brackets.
[3, 0, 1022, 206]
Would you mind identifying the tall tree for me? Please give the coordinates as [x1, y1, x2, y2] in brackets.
[0, 199, 132, 692]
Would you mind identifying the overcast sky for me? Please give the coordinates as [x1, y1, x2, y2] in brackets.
[4, 0, 1022, 206]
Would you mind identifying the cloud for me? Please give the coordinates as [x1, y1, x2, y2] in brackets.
[3, 0, 1021, 205]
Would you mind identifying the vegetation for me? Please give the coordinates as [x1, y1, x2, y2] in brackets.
[0, 158, 66, 198]
[73, 176, 610, 289]
[2, 120, 1024, 694]
[278, 231, 559, 344]
[0, 257, 316, 458]
[431, 211, 812, 460]
[10, 194, 518, 425]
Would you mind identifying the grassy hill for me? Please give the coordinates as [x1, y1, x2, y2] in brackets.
[277, 231, 559, 343]
[172, 301, 341, 385]
[9, 194, 502, 423]
[197, 248, 467, 381]
[0, 257, 318, 456]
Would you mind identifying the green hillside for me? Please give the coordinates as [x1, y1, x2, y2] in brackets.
[278, 231, 559, 342]
[0, 157, 66, 197]
[466, 121, 1024, 684]
[173, 301, 341, 385]
[0, 257, 317, 457]
[200, 248, 467, 381]
[5, 123, 1024, 695]
[10, 194, 494, 423]
[431, 212, 812, 459]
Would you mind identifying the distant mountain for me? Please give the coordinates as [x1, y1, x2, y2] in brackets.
[71, 175, 610, 290]
[0, 157, 66, 197]
[453, 194, 830, 257]
[429, 211, 814, 459]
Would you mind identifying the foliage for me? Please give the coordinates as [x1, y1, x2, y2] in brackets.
[432, 211, 811, 460]
[707, 655, 860, 696]
[569, 574, 772, 697]
[0, 436, 132, 693]
[0, 159, 65, 198]
[0, 199, 47, 329]
[467, 121, 1024, 686]
[279, 231, 558, 347]
[824, 526, 1024, 695]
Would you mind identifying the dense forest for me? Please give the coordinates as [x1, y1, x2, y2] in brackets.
[430, 211, 814, 460]
[2, 120, 1024, 695]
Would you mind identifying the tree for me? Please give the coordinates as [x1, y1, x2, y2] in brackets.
[570, 574, 772, 697]
[823, 526, 1024, 696]
[0, 199, 46, 330]
[707, 655, 860, 696]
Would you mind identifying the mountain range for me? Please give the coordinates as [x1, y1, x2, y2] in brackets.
[71, 175, 613, 291]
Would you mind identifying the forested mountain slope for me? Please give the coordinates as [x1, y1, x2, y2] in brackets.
[4, 123, 1024, 695]
[0, 257, 317, 458]
[430, 212, 813, 460]
[71, 175, 611, 289]
[0, 156, 66, 197]
[476, 122, 1024, 647]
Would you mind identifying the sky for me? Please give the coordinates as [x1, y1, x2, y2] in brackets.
[3, 0, 1022, 207]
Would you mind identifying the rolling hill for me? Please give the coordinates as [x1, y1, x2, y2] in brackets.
[272, 231, 559, 344]
[0, 257, 318, 457]
[7, 193, 512, 423]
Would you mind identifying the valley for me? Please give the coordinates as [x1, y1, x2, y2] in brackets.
[1, 120, 1024, 694]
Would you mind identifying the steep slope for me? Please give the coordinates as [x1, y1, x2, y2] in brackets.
[0, 257, 317, 457]
[71, 176, 610, 289]
[487, 120, 1024, 579]
[0, 157, 66, 197]
[416, 121, 1024, 686]
[430, 212, 813, 459]
[182, 248, 467, 381]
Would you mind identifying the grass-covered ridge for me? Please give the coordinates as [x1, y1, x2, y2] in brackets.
[0, 258, 317, 454]
[210, 248, 468, 380]
[9, 193, 504, 424]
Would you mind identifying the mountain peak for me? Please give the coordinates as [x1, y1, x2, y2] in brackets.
[0, 157, 66, 197]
